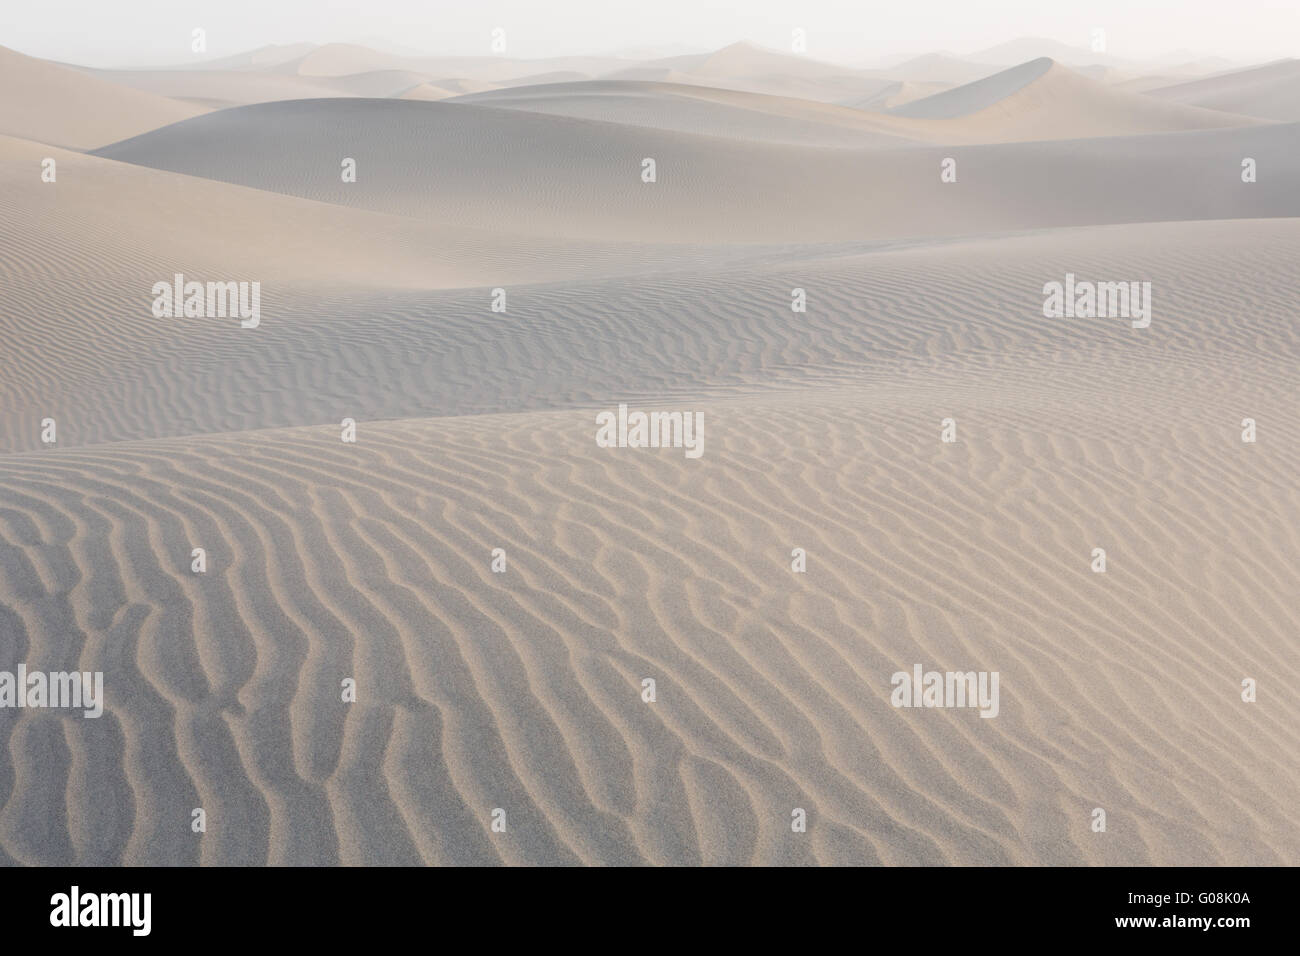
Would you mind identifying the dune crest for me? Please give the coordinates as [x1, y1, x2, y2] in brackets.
[0, 45, 207, 149]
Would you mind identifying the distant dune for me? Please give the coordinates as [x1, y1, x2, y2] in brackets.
[448, 80, 926, 145]
[1147, 59, 1300, 120]
[892, 58, 1263, 137]
[91, 96, 1296, 244]
[891, 57, 1056, 117]
[840, 80, 954, 111]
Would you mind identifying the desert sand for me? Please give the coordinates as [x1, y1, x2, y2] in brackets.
[0, 40, 1297, 865]
[1146, 58, 1300, 120]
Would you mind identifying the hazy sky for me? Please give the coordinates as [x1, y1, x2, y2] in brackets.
[6, 0, 1298, 67]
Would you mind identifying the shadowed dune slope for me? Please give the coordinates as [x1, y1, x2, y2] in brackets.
[890, 57, 1056, 117]
[92, 98, 1300, 242]
[892, 58, 1263, 137]
[446, 80, 927, 146]
[0, 135, 541, 291]
[458, 62, 1259, 142]
[1, 132, 793, 295]
[841, 80, 953, 112]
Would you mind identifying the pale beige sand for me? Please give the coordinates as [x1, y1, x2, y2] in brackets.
[119, 38, 902, 108]
[890, 59, 1263, 136]
[842, 80, 954, 112]
[0, 46, 207, 149]
[1, 389, 1296, 866]
[890, 57, 1058, 117]
[2, 130, 847, 281]
[399, 78, 502, 102]
[92, 96, 1295, 244]
[456, 62, 1259, 143]
[447, 81, 928, 146]
[2, 202, 1299, 865]
[1, 54, 1297, 866]
[1147, 59, 1300, 121]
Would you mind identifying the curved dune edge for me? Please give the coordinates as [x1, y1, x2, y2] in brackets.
[0, 46, 208, 150]
[87, 98, 1300, 245]
[889, 57, 1263, 139]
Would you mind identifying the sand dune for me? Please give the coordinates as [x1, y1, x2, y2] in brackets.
[893, 58, 1262, 136]
[3, 129, 875, 446]
[2, 34, 1298, 869]
[607, 69, 897, 104]
[457, 65, 1262, 144]
[892, 58, 1056, 117]
[448, 81, 925, 146]
[399, 81, 504, 103]
[0, 134, 493, 288]
[1, 129, 795, 310]
[597, 41, 901, 103]
[841, 80, 954, 112]
[0, 46, 206, 149]
[92, 96, 1298, 243]
[1147, 59, 1300, 120]
[2, 213, 1298, 862]
[607, 41, 863, 85]
[3, 206, 1298, 448]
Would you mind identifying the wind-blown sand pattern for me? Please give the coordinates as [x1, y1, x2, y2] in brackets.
[1, 35, 1298, 866]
